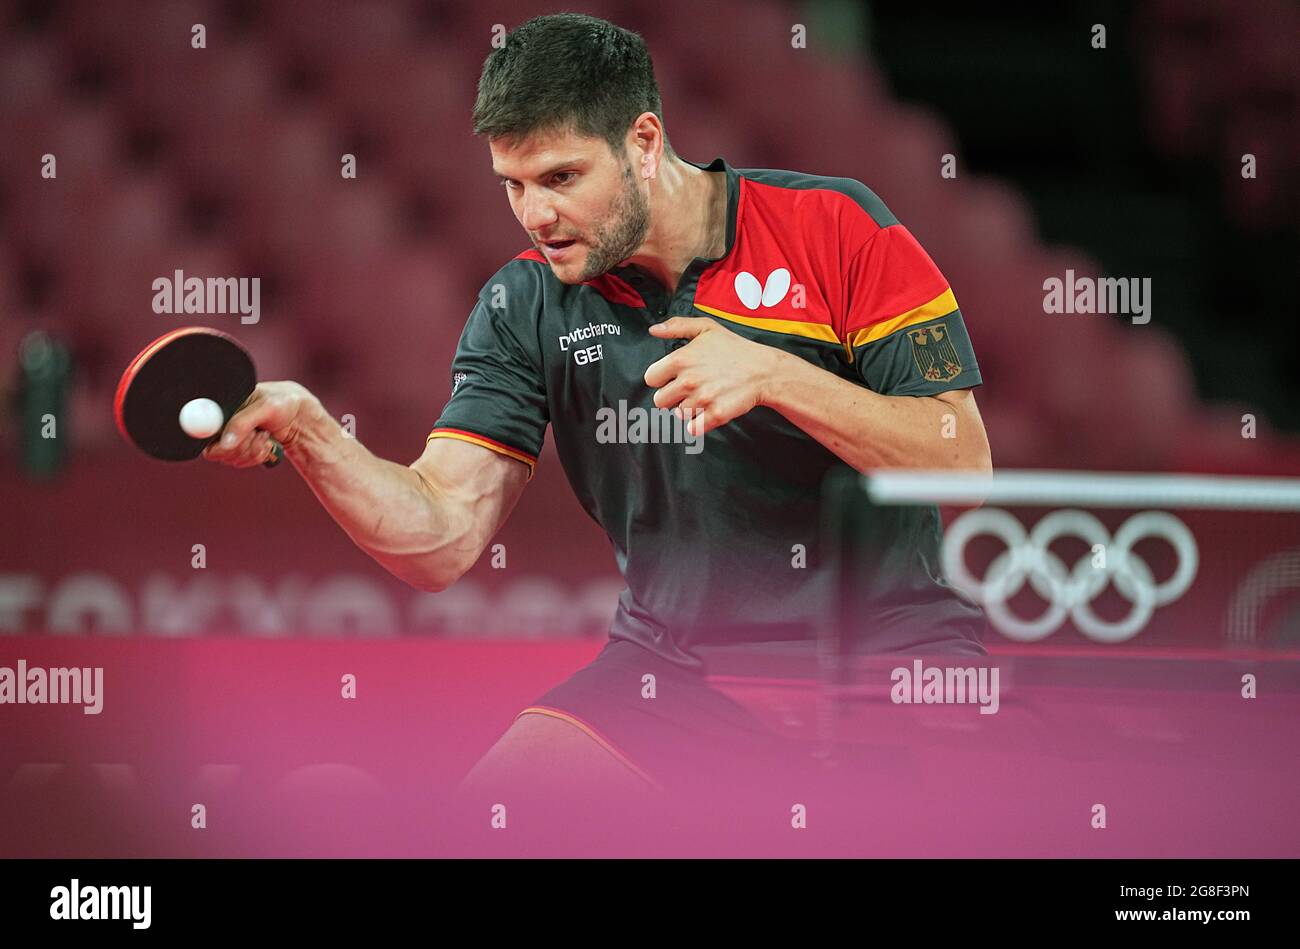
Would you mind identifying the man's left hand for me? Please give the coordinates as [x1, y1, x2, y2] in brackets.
[645, 317, 783, 436]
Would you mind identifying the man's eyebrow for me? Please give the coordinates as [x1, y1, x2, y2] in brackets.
[493, 160, 585, 182]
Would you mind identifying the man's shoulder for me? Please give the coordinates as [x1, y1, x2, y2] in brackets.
[477, 249, 645, 314]
[736, 165, 899, 230]
[475, 249, 550, 302]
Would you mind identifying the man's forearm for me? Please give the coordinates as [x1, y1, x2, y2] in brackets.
[280, 398, 468, 591]
[760, 349, 991, 473]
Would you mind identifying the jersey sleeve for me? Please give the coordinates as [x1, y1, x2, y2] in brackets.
[841, 224, 982, 397]
[429, 268, 549, 479]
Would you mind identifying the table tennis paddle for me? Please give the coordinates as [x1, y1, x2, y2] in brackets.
[114, 326, 283, 466]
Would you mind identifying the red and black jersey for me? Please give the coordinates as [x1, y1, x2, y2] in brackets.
[431, 156, 986, 668]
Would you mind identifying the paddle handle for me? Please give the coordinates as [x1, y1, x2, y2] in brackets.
[263, 438, 284, 468]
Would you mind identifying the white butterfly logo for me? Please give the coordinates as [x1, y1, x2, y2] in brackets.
[733, 268, 792, 310]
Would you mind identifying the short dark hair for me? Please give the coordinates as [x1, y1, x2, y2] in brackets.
[473, 13, 675, 161]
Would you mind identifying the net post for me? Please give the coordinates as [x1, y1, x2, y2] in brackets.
[817, 466, 873, 761]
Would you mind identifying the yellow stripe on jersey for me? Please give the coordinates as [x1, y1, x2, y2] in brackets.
[845, 287, 960, 350]
[693, 304, 842, 344]
[427, 429, 536, 480]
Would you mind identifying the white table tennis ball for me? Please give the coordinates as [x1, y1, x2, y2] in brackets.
[179, 398, 225, 439]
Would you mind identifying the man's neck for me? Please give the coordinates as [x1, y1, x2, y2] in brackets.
[621, 157, 728, 293]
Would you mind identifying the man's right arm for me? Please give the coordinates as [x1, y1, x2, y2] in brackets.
[203, 381, 529, 592]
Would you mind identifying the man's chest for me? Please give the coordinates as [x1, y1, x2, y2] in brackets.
[534, 293, 854, 499]
[540, 308, 676, 414]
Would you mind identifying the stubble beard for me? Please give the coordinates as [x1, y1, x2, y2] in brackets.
[577, 161, 651, 282]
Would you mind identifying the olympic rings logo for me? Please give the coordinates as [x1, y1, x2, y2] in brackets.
[942, 509, 1199, 643]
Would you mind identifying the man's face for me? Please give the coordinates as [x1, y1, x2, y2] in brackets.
[491, 127, 650, 283]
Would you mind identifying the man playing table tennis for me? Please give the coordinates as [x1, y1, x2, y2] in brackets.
[203, 14, 992, 798]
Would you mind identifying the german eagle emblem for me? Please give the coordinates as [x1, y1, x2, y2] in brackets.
[907, 322, 962, 382]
